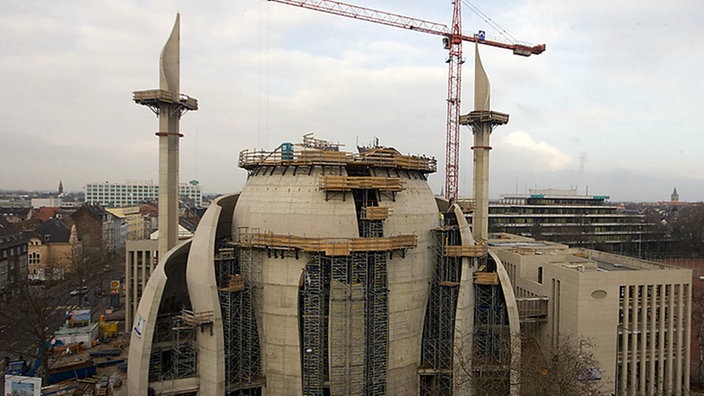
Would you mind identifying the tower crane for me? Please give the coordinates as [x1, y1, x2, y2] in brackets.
[268, 0, 545, 200]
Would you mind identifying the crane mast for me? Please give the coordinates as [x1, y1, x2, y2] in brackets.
[268, 0, 544, 199]
[445, 0, 462, 200]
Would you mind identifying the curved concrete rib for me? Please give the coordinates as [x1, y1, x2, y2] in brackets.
[127, 239, 193, 395]
[185, 193, 239, 394]
[488, 249, 521, 396]
[452, 203, 476, 393]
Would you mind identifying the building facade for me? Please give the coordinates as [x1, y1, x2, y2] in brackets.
[490, 233, 691, 395]
[27, 218, 82, 281]
[84, 180, 202, 208]
[71, 204, 117, 254]
[107, 206, 148, 241]
[0, 217, 29, 299]
[468, 188, 658, 254]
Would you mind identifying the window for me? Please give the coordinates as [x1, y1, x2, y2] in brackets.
[29, 252, 40, 265]
[538, 266, 543, 284]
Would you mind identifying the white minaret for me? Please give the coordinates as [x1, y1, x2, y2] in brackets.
[460, 44, 508, 241]
[133, 14, 198, 258]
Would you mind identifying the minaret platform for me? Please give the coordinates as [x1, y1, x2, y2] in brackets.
[133, 89, 198, 112]
[459, 110, 509, 126]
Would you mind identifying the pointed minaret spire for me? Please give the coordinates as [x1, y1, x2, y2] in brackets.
[133, 13, 198, 259]
[474, 43, 490, 112]
[458, 44, 509, 241]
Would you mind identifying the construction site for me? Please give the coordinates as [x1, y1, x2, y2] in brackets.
[128, 133, 520, 395]
[126, 2, 692, 395]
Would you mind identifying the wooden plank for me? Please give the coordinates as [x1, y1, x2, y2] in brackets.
[445, 244, 486, 257]
[473, 271, 499, 285]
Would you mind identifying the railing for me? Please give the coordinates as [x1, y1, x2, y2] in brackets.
[237, 232, 417, 256]
[444, 243, 486, 257]
[361, 206, 390, 220]
[238, 147, 436, 173]
[516, 297, 549, 320]
[318, 176, 405, 192]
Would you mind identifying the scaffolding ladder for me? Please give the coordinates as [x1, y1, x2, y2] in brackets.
[420, 228, 463, 395]
[216, 243, 263, 394]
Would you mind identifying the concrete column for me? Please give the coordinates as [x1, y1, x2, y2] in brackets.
[133, 251, 140, 331]
[472, 125, 491, 242]
[629, 286, 637, 395]
[675, 284, 683, 395]
[157, 108, 180, 258]
[639, 285, 646, 395]
[620, 285, 629, 395]
[649, 285, 657, 395]
[125, 250, 133, 333]
[685, 283, 692, 396]
[658, 284, 666, 395]
[666, 284, 674, 394]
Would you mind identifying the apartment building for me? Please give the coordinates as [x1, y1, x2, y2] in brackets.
[84, 180, 202, 208]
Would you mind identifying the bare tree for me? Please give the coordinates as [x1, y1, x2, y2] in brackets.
[455, 332, 602, 395]
[520, 334, 602, 396]
[670, 204, 704, 257]
[0, 282, 63, 384]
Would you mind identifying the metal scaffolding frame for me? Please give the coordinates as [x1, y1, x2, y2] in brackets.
[171, 313, 198, 379]
[420, 228, 463, 395]
[366, 251, 389, 395]
[472, 264, 511, 393]
[330, 254, 367, 394]
[147, 312, 199, 383]
[300, 254, 329, 396]
[216, 243, 263, 394]
[300, 235, 390, 395]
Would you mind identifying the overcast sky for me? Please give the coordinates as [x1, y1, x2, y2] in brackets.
[1, 0, 702, 202]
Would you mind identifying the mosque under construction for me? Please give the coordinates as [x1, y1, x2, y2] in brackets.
[127, 14, 691, 396]
[127, 133, 518, 395]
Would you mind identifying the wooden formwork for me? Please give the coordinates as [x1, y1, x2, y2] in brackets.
[444, 244, 487, 258]
[218, 274, 245, 292]
[318, 176, 405, 192]
[238, 141, 436, 173]
[180, 309, 214, 327]
[361, 206, 390, 220]
[299, 150, 347, 165]
[348, 148, 436, 172]
[237, 232, 417, 256]
[473, 271, 499, 285]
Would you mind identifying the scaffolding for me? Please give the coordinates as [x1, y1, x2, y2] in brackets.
[237, 135, 436, 174]
[420, 228, 463, 395]
[146, 310, 205, 383]
[329, 255, 366, 394]
[472, 261, 511, 394]
[366, 251, 389, 395]
[298, 194, 391, 395]
[215, 243, 263, 394]
[300, 254, 329, 396]
[171, 311, 200, 379]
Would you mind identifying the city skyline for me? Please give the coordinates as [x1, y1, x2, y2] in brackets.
[1, 1, 702, 201]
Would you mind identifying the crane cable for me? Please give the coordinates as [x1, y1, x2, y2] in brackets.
[462, 0, 518, 44]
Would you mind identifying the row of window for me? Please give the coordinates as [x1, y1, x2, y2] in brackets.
[2, 245, 28, 258]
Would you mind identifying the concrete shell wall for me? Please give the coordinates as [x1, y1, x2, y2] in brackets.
[184, 193, 239, 395]
[232, 165, 438, 394]
[127, 240, 193, 395]
[381, 175, 438, 394]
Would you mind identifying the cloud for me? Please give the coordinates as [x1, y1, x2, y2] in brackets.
[498, 131, 571, 170]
